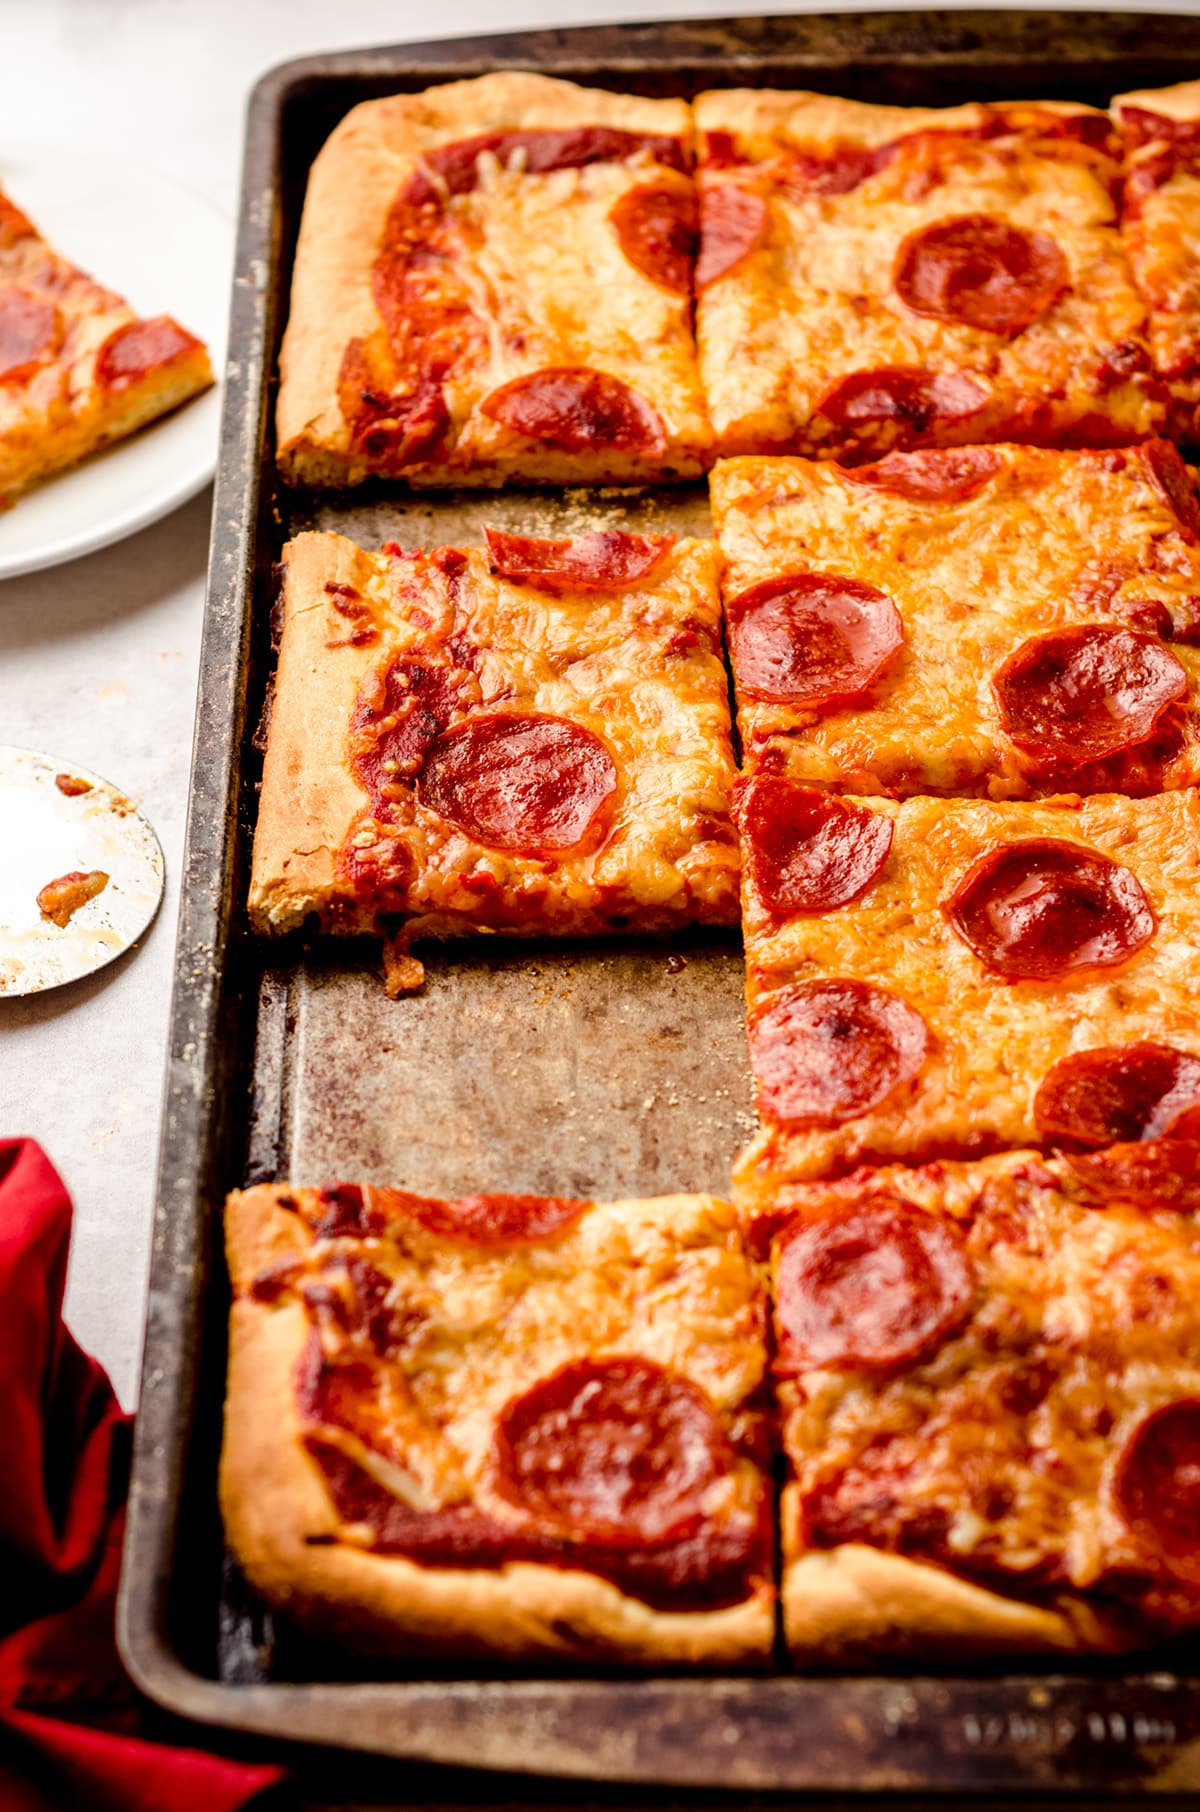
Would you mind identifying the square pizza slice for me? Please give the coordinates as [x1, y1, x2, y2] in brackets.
[276, 72, 712, 488]
[732, 784, 1200, 1205]
[0, 188, 212, 508]
[221, 1180, 774, 1662]
[248, 528, 738, 981]
[1114, 79, 1200, 446]
[712, 442, 1200, 797]
[694, 90, 1162, 460]
[762, 1143, 1200, 1659]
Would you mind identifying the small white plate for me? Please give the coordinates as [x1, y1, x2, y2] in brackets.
[0, 150, 231, 581]
[0, 745, 165, 996]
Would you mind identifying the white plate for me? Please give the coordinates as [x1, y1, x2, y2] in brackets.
[0, 150, 231, 581]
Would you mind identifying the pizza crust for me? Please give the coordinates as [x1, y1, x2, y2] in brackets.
[248, 529, 740, 943]
[783, 1538, 1112, 1660]
[221, 1185, 775, 1664]
[276, 72, 709, 487]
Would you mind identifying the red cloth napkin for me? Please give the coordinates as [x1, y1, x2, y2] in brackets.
[0, 1138, 291, 1811]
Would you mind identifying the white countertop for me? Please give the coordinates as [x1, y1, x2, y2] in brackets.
[2, 0, 1197, 1407]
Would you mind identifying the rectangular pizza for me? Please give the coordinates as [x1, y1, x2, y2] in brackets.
[248, 527, 739, 983]
[761, 1142, 1200, 1658]
[711, 442, 1200, 796]
[732, 784, 1200, 1205]
[1115, 78, 1200, 446]
[0, 188, 212, 507]
[693, 90, 1162, 460]
[276, 72, 712, 488]
[221, 1180, 775, 1662]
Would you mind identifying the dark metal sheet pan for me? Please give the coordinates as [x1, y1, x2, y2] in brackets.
[118, 13, 1200, 1794]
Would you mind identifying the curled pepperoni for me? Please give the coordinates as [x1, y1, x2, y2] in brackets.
[608, 182, 696, 294]
[726, 574, 903, 708]
[0, 286, 60, 384]
[481, 366, 665, 455]
[992, 627, 1188, 766]
[736, 777, 893, 918]
[493, 1356, 728, 1547]
[94, 316, 203, 391]
[483, 526, 674, 594]
[944, 839, 1156, 980]
[1034, 1044, 1200, 1148]
[1114, 1401, 1200, 1577]
[818, 367, 988, 438]
[893, 214, 1069, 336]
[748, 980, 930, 1128]
[836, 446, 1002, 504]
[417, 712, 617, 856]
[411, 127, 688, 203]
[774, 1198, 974, 1373]
[695, 186, 767, 288]
[1142, 440, 1200, 543]
[401, 1192, 588, 1246]
[1067, 1139, 1200, 1213]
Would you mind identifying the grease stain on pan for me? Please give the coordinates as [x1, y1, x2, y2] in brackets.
[0, 745, 164, 995]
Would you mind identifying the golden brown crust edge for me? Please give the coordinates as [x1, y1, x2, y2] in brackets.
[246, 532, 384, 933]
[220, 1186, 774, 1665]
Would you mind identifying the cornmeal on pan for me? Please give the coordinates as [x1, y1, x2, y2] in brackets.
[711, 442, 1200, 797]
[221, 1181, 774, 1662]
[733, 784, 1200, 1204]
[759, 1144, 1200, 1658]
[248, 528, 739, 979]
[693, 91, 1161, 460]
[276, 72, 712, 487]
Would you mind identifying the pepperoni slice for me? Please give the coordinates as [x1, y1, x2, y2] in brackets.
[402, 1192, 588, 1246]
[493, 1356, 728, 1547]
[736, 777, 893, 917]
[726, 574, 903, 708]
[774, 1198, 974, 1373]
[483, 526, 674, 594]
[94, 316, 203, 391]
[992, 627, 1188, 766]
[608, 182, 696, 294]
[417, 712, 617, 856]
[818, 367, 988, 437]
[1067, 1139, 1200, 1213]
[695, 186, 767, 288]
[481, 367, 666, 455]
[412, 127, 688, 203]
[351, 655, 467, 814]
[893, 214, 1070, 336]
[944, 839, 1156, 981]
[748, 980, 930, 1128]
[1142, 440, 1200, 543]
[780, 144, 895, 198]
[1114, 1401, 1200, 1576]
[1034, 1044, 1200, 1148]
[836, 447, 1002, 504]
[0, 286, 60, 384]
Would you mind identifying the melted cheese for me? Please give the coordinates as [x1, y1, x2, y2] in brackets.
[712, 447, 1200, 797]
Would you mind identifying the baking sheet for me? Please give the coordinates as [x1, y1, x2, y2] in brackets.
[118, 13, 1200, 1793]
